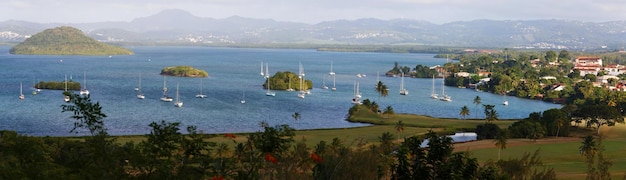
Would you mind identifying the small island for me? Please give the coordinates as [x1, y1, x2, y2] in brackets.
[264, 71, 312, 90]
[160, 66, 208, 77]
[35, 81, 81, 91]
[10, 26, 133, 55]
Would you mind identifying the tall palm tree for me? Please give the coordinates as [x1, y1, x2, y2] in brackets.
[473, 96, 481, 119]
[378, 132, 395, 154]
[375, 81, 389, 104]
[460, 105, 470, 119]
[395, 120, 405, 141]
[494, 130, 508, 160]
[292, 112, 301, 129]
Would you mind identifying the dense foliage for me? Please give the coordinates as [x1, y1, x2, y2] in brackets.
[10, 26, 133, 55]
[36, 81, 80, 90]
[160, 66, 208, 77]
[264, 71, 313, 90]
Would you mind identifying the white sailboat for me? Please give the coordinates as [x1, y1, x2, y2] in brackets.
[260, 61, 265, 77]
[195, 78, 207, 98]
[430, 75, 438, 99]
[298, 62, 306, 98]
[440, 76, 451, 102]
[322, 75, 329, 89]
[329, 61, 335, 76]
[174, 83, 183, 107]
[265, 63, 276, 97]
[351, 81, 362, 104]
[160, 76, 173, 102]
[502, 95, 509, 106]
[137, 73, 145, 99]
[64, 75, 70, 102]
[286, 77, 295, 92]
[331, 75, 336, 91]
[79, 71, 89, 95]
[241, 91, 246, 104]
[19, 82, 24, 100]
[399, 72, 408, 95]
[31, 79, 37, 95]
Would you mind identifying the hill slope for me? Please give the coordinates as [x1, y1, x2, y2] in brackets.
[9, 26, 133, 55]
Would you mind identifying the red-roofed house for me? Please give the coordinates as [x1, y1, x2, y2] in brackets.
[573, 56, 603, 76]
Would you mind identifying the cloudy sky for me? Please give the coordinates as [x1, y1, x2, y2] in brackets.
[2, 0, 625, 24]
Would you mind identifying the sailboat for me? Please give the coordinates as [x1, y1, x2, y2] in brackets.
[399, 72, 408, 95]
[19, 82, 25, 100]
[351, 81, 362, 104]
[286, 77, 295, 92]
[79, 71, 89, 95]
[329, 61, 335, 76]
[195, 78, 207, 98]
[440, 76, 451, 102]
[137, 73, 145, 99]
[260, 61, 265, 77]
[241, 91, 246, 104]
[331, 75, 336, 91]
[298, 62, 306, 98]
[322, 75, 329, 89]
[502, 95, 509, 106]
[31, 79, 37, 95]
[64, 75, 70, 102]
[174, 83, 183, 107]
[160, 76, 173, 102]
[430, 75, 438, 99]
[265, 63, 276, 97]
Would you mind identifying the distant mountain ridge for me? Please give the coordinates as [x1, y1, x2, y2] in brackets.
[1, 9, 626, 50]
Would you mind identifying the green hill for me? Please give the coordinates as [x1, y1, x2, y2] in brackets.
[264, 71, 313, 90]
[160, 66, 208, 77]
[9, 26, 133, 55]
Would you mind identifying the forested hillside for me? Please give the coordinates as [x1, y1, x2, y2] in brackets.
[9, 26, 133, 55]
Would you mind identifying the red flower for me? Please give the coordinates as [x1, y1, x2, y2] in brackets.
[211, 175, 224, 180]
[265, 153, 278, 164]
[224, 133, 236, 139]
[310, 153, 323, 163]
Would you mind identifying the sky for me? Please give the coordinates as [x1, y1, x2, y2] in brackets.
[2, 0, 625, 24]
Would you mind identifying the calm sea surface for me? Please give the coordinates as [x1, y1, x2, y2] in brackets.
[0, 46, 561, 136]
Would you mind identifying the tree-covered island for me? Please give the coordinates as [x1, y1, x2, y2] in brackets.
[264, 71, 313, 90]
[35, 81, 81, 90]
[9, 26, 133, 55]
[160, 66, 208, 77]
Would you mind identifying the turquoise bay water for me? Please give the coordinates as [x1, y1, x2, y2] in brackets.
[0, 46, 561, 136]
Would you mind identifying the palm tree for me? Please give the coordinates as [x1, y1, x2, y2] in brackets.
[395, 120, 405, 141]
[292, 112, 301, 129]
[375, 81, 389, 104]
[483, 104, 498, 123]
[378, 132, 395, 154]
[383, 105, 394, 119]
[579, 135, 598, 160]
[494, 130, 508, 160]
[473, 96, 481, 119]
[460, 105, 470, 119]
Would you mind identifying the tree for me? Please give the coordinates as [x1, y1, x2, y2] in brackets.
[579, 135, 598, 179]
[574, 105, 624, 135]
[473, 96, 482, 119]
[291, 112, 300, 129]
[483, 104, 499, 123]
[382, 105, 394, 119]
[375, 81, 389, 104]
[460, 105, 470, 119]
[395, 120, 405, 141]
[61, 93, 107, 136]
[378, 132, 395, 154]
[494, 129, 508, 160]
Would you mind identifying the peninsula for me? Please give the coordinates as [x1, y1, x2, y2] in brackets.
[160, 66, 208, 77]
[9, 26, 133, 55]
